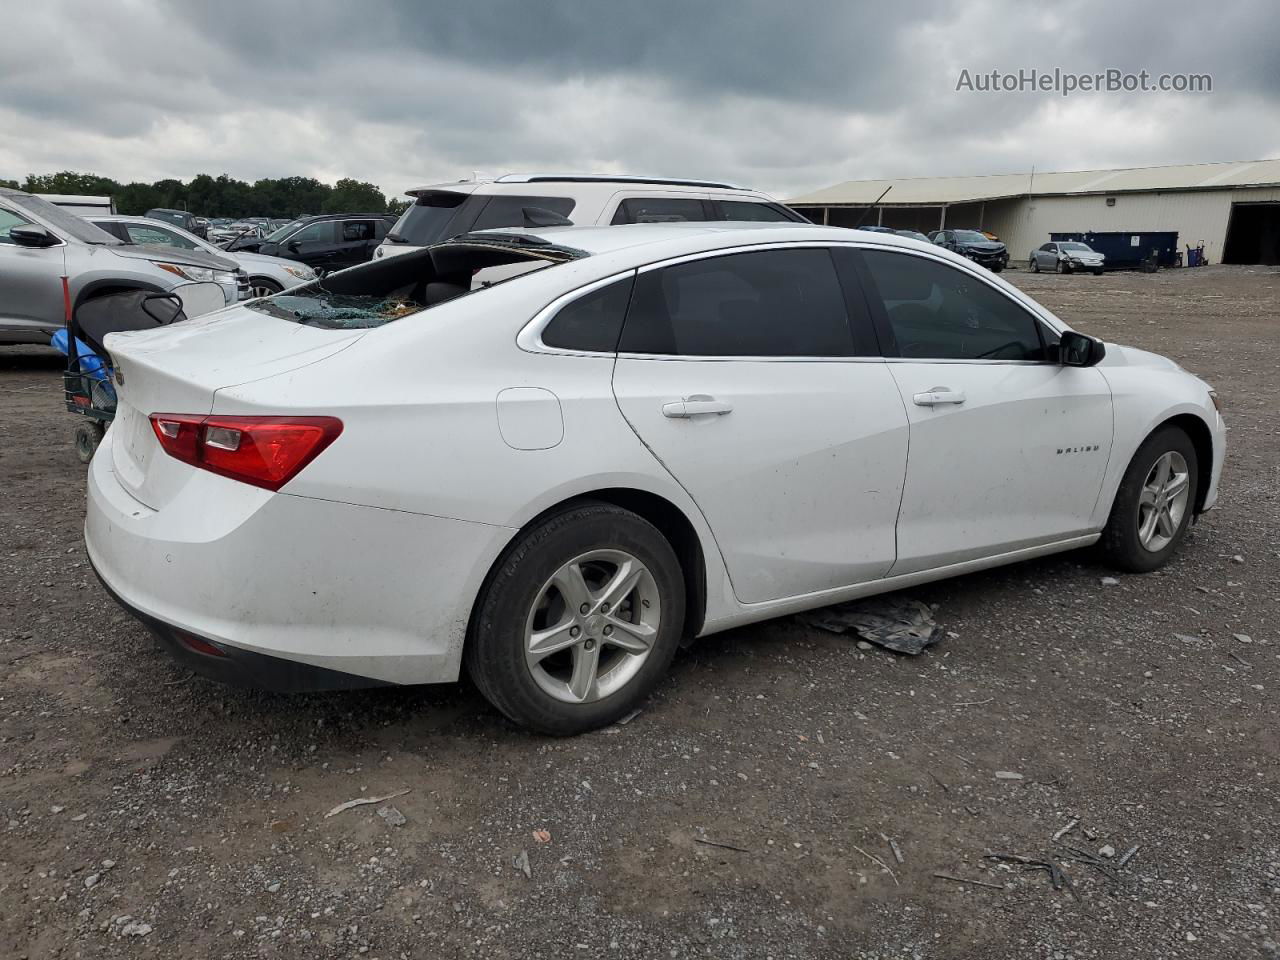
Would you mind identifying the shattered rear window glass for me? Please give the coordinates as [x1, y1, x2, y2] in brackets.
[244, 236, 589, 329]
[251, 293, 423, 329]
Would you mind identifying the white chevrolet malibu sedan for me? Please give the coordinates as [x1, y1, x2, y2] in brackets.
[86, 223, 1225, 733]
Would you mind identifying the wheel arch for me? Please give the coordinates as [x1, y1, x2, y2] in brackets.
[468, 487, 709, 647]
[73, 278, 167, 310]
[1156, 412, 1215, 514]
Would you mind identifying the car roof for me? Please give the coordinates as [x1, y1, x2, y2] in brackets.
[462, 221, 930, 257]
[297, 212, 397, 221]
[403, 174, 752, 197]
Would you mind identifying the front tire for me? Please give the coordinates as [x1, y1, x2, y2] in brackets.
[1030, 258, 1040, 273]
[249, 277, 283, 299]
[465, 502, 685, 735]
[1100, 426, 1199, 572]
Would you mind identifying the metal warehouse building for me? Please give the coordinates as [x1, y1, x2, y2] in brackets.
[788, 158, 1280, 266]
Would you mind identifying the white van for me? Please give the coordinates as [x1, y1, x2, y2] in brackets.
[37, 194, 116, 217]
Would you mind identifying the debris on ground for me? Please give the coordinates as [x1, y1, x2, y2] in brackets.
[532, 829, 552, 844]
[1052, 818, 1079, 841]
[851, 843, 899, 885]
[797, 597, 943, 654]
[377, 805, 407, 827]
[1100, 577, 1120, 586]
[994, 771, 1024, 780]
[1117, 845, 1141, 868]
[513, 849, 531, 879]
[880, 833, 905, 864]
[324, 788, 411, 819]
[693, 836, 749, 853]
[615, 708, 643, 726]
[933, 872, 1005, 891]
[984, 853, 1078, 900]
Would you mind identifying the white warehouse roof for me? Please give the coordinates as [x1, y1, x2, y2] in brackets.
[789, 158, 1280, 206]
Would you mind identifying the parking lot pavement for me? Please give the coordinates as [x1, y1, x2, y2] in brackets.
[1, 265, 1277, 959]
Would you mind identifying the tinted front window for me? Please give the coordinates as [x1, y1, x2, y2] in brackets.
[619, 248, 853, 357]
[860, 250, 1046, 361]
[472, 195, 575, 230]
[541, 276, 635, 352]
[611, 198, 708, 224]
[290, 221, 337, 244]
[716, 200, 794, 222]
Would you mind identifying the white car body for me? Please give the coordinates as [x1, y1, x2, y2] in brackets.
[90, 215, 316, 297]
[85, 224, 1224, 724]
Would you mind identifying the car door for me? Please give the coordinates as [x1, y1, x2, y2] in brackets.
[1035, 243, 1055, 270]
[334, 219, 378, 268]
[611, 245, 910, 604]
[279, 221, 339, 270]
[0, 204, 67, 338]
[851, 246, 1113, 576]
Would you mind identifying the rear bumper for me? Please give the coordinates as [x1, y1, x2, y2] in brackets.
[90, 556, 389, 692]
[86, 426, 513, 688]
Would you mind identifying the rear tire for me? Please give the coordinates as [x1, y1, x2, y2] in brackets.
[1093, 268, 1104, 276]
[74, 421, 104, 464]
[1100, 426, 1199, 573]
[465, 502, 685, 735]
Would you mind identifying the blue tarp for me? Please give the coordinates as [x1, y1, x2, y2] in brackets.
[51, 329, 111, 381]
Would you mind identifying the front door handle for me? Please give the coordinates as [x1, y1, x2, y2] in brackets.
[913, 388, 966, 407]
[662, 394, 733, 419]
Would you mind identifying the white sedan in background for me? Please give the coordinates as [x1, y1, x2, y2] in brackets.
[85, 223, 1224, 734]
[90, 215, 316, 298]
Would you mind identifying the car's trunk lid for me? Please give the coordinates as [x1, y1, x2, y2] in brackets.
[104, 307, 364, 509]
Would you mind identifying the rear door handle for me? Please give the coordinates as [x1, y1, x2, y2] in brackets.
[662, 394, 733, 419]
[913, 388, 966, 407]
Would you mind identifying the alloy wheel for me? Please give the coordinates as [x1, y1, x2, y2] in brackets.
[524, 549, 661, 704]
[250, 283, 279, 299]
[1137, 451, 1191, 552]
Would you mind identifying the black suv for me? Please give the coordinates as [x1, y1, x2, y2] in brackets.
[929, 229, 1009, 272]
[227, 213, 396, 272]
[145, 208, 208, 240]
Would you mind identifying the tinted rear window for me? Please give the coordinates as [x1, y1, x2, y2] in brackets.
[619, 248, 854, 357]
[471, 195, 575, 230]
[611, 197, 709, 224]
[389, 192, 471, 245]
[541, 276, 635, 352]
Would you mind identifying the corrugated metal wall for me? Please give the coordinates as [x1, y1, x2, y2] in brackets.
[983, 188, 1280, 265]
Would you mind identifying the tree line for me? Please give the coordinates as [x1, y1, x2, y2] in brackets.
[0, 171, 410, 219]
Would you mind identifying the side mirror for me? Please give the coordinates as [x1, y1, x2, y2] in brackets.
[287, 239, 300, 252]
[10, 225, 60, 248]
[1059, 330, 1105, 367]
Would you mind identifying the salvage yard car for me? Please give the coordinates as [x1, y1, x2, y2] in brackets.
[375, 173, 807, 261]
[0, 188, 239, 346]
[85, 223, 1224, 734]
[1030, 240, 1106, 275]
[929, 228, 1010, 271]
[91, 214, 317, 298]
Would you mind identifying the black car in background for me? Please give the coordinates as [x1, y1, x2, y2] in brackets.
[928, 228, 1009, 272]
[225, 213, 396, 272]
[144, 208, 208, 240]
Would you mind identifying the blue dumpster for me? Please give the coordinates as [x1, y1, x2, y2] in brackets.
[1050, 231, 1180, 270]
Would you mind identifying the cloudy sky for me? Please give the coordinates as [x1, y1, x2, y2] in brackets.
[2, 0, 1277, 201]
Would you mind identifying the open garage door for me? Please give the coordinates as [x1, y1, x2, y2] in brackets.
[1223, 203, 1280, 265]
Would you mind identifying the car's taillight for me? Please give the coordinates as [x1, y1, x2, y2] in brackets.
[149, 414, 342, 491]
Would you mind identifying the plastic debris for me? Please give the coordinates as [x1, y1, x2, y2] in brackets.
[324, 788, 410, 819]
[797, 597, 943, 654]
[513, 849, 532, 879]
[532, 829, 552, 844]
[994, 771, 1024, 780]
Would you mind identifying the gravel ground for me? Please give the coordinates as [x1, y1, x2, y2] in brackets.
[2, 265, 1278, 960]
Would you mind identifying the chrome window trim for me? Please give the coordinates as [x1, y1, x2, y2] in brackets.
[516, 238, 1068, 362]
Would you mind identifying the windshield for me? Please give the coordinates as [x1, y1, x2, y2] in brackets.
[5, 193, 121, 245]
[248, 236, 585, 329]
[387, 191, 471, 245]
[265, 219, 305, 242]
[1061, 242, 1093, 252]
[147, 210, 189, 227]
[953, 230, 993, 243]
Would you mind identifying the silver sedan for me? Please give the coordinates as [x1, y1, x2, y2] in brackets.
[1029, 241, 1105, 275]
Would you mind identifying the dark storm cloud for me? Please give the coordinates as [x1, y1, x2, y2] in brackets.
[2, 1, 1277, 199]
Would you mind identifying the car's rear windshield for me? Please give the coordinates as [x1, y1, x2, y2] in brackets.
[386, 192, 473, 246]
[6, 193, 121, 245]
[246, 234, 588, 329]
